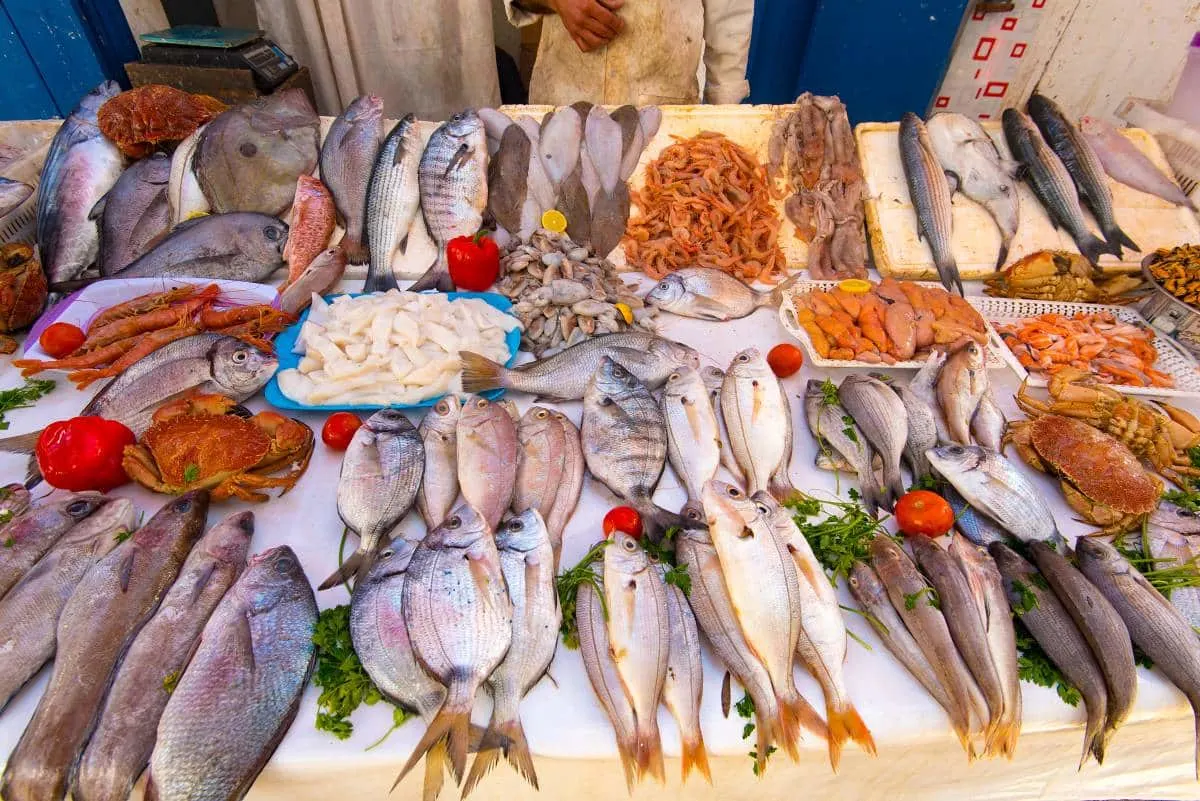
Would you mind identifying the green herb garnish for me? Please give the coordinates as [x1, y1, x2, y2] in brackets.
[1134, 645, 1155, 670]
[641, 527, 690, 596]
[2, 537, 12, 548]
[662, 562, 691, 596]
[183, 464, 200, 483]
[1015, 623, 1081, 706]
[0, 510, 11, 526]
[162, 670, 181, 694]
[555, 540, 608, 650]
[734, 692, 777, 775]
[818, 378, 840, 407]
[785, 493, 886, 586]
[908, 475, 941, 492]
[113, 528, 133, 544]
[0, 378, 54, 431]
[903, 586, 940, 610]
[840, 414, 859, 444]
[1010, 579, 1040, 615]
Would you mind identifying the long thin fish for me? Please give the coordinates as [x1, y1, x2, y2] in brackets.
[364, 114, 422, 292]
[899, 112, 962, 295]
[659, 563, 711, 784]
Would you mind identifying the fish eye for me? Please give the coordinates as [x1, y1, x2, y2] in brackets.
[622, 537, 638, 552]
[755, 503, 770, 515]
[232, 350, 248, 364]
[600, 397, 613, 406]
[475, 398, 488, 409]
[274, 556, 295, 573]
[446, 515, 462, 529]
[264, 226, 281, 242]
[668, 372, 680, 381]
[173, 497, 193, 513]
[737, 354, 749, 362]
[535, 409, 549, 419]
[66, 499, 94, 516]
[684, 508, 702, 521]
[726, 486, 741, 498]
[508, 518, 524, 531]
[435, 399, 449, 414]
[239, 142, 258, 158]
[657, 281, 670, 291]
[948, 446, 964, 455]
[380, 548, 395, 559]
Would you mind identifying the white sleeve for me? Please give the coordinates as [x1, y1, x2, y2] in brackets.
[701, 0, 754, 104]
[503, 0, 547, 28]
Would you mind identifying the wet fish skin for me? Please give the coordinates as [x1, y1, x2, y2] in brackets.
[364, 114, 422, 292]
[937, 341, 988, 446]
[645, 268, 785, 321]
[0, 498, 130, 713]
[1080, 114, 1196, 210]
[0, 484, 32, 529]
[658, 562, 711, 783]
[167, 125, 208, 226]
[576, 579, 639, 789]
[512, 405, 583, 566]
[146, 545, 317, 801]
[970, 388, 1006, 452]
[0, 177, 32, 219]
[281, 175, 335, 283]
[839, 374, 907, 511]
[457, 395, 519, 530]
[722, 348, 795, 500]
[661, 366, 721, 520]
[116, 212, 288, 282]
[910, 350, 953, 444]
[0, 493, 110, 598]
[804, 380, 876, 503]
[899, 112, 962, 295]
[944, 485, 1008, 547]
[891, 379, 938, 482]
[277, 246, 347, 315]
[75, 511, 252, 801]
[320, 95, 384, 265]
[537, 106, 582, 190]
[417, 394, 461, 530]
[1, 491, 209, 801]
[94, 151, 170, 275]
[1142, 517, 1200, 628]
[700, 365, 742, 484]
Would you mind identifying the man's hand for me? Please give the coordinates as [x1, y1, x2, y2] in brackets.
[549, 0, 625, 52]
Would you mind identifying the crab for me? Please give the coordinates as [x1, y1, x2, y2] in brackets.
[984, 250, 1144, 302]
[1016, 367, 1200, 486]
[98, 85, 227, 158]
[123, 395, 313, 502]
[1004, 414, 1163, 533]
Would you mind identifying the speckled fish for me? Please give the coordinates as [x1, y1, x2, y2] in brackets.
[277, 246, 347, 315]
[399, 504, 512, 785]
[145, 545, 317, 801]
[75, 511, 252, 801]
[364, 114, 422, 292]
[321, 408, 424, 590]
[417, 395, 461, 531]
[0, 493, 110, 598]
[1080, 114, 1196, 210]
[658, 562, 710, 783]
[457, 396, 519, 531]
[0, 498, 130, 713]
[115, 212, 288, 282]
[512, 406, 583, 566]
[839, 374, 907, 510]
[645, 268, 798, 321]
[576, 579, 638, 790]
[722, 348, 796, 500]
[899, 112, 961, 295]
[970, 388, 1006, 452]
[890, 378, 938, 482]
[411, 110, 488, 292]
[281, 175, 335, 284]
[661, 366, 721, 523]
[94, 151, 170, 276]
[937, 341, 987, 446]
[464, 510, 559, 795]
[1, 492, 208, 801]
[700, 365, 742, 483]
[319, 95, 384, 265]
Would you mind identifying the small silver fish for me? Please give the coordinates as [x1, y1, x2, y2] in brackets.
[722, 349, 795, 500]
[891, 378, 939, 482]
[658, 562, 710, 783]
[661, 366, 721, 522]
[320, 95, 384, 265]
[645, 268, 797, 321]
[700, 365, 742, 484]
[457, 395, 519, 530]
[417, 395, 462, 530]
[839, 374, 907, 510]
[970, 388, 1006, 452]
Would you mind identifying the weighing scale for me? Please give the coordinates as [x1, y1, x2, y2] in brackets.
[138, 26, 298, 92]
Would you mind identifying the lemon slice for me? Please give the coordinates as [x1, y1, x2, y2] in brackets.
[837, 278, 873, 295]
[614, 303, 633, 324]
[185, 210, 210, 221]
[541, 209, 568, 233]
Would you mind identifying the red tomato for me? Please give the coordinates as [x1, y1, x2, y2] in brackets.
[767, 343, 804, 378]
[321, 412, 362, 450]
[446, 231, 500, 291]
[603, 506, 643, 539]
[895, 490, 956, 538]
[35, 416, 135, 492]
[39, 323, 86, 359]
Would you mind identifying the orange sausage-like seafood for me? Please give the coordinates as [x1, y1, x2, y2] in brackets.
[199, 304, 293, 330]
[80, 293, 217, 352]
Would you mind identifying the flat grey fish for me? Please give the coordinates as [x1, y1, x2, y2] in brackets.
[115, 211, 287, 282]
[399, 504, 513, 785]
[537, 106, 582, 191]
[576, 578, 638, 790]
[364, 114, 422, 292]
[899, 112, 961, 295]
[937, 340, 987, 446]
[970, 388, 1006, 452]
[1, 492, 208, 801]
[701, 365, 742, 484]
[804, 379, 885, 522]
[1076, 536, 1200, 778]
[167, 126, 208, 226]
[320, 95, 383, 265]
[0, 493, 109, 598]
[944, 484, 1008, 546]
[488, 124, 531, 236]
[277, 246, 347, 315]
[1029, 94, 1137, 257]
[463, 510, 559, 795]
[0, 177, 32, 219]
[1002, 108, 1111, 266]
[1080, 115, 1195, 210]
[609, 104, 646, 183]
[461, 331, 699, 401]
[457, 395, 519, 530]
[38, 82, 125, 285]
[989, 542, 1109, 768]
[583, 357, 680, 536]
[146, 545, 317, 801]
[590, 182, 630, 258]
[645, 268, 798, 321]
[926, 112, 1020, 269]
[94, 151, 170, 276]
[411, 110, 488, 292]
[417, 395, 461, 530]
[321, 408, 424, 590]
[839, 374, 907, 510]
[1141, 501, 1200, 628]
[661, 366, 721, 522]
[722, 348, 796, 500]
[890, 378, 938, 483]
[927, 445, 1063, 547]
[0, 498, 130, 713]
[658, 562, 710, 784]
[910, 350, 953, 444]
[512, 405, 584, 567]
[75, 511, 252, 801]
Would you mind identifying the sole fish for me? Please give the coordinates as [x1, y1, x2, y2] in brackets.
[900, 112, 962, 295]
[457, 395, 519, 531]
[364, 114, 422, 292]
[722, 348, 796, 500]
[320, 95, 384, 265]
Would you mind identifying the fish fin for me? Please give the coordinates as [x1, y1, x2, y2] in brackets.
[118, 548, 136, 593]
[680, 731, 712, 784]
[421, 740, 447, 801]
[88, 192, 108, 221]
[880, 459, 905, 511]
[0, 430, 41, 455]
[1076, 233, 1112, 268]
[363, 258, 399, 293]
[721, 672, 732, 718]
[189, 561, 217, 604]
[944, 170, 960, 195]
[459, 350, 506, 394]
[1106, 224, 1140, 256]
[775, 690, 812, 761]
[936, 257, 965, 297]
[766, 270, 804, 308]
[317, 550, 367, 591]
[398, 233, 410, 255]
[445, 143, 472, 177]
[994, 238, 1010, 272]
[825, 702, 876, 772]
[767, 468, 799, 504]
[614, 734, 638, 793]
[340, 234, 369, 265]
[637, 502, 683, 541]
[467, 717, 539, 793]
[233, 608, 257, 672]
[634, 716, 665, 784]
[755, 709, 774, 774]
[460, 737, 502, 798]
[395, 702, 470, 789]
[408, 255, 454, 293]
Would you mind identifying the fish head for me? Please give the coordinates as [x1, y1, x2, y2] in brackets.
[59, 497, 134, 553]
[366, 407, 417, 436]
[726, 347, 769, 380]
[344, 94, 385, 124]
[442, 109, 484, 139]
[518, 404, 556, 436]
[654, 338, 701, 371]
[1149, 501, 1200, 534]
[986, 541, 1030, 576]
[591, 356, 641, 397]
[1001, 108, 1034, 141]
[459, 394, 507, 431]
[1073, 535, 1126, 572]
[202, 510, 255, 566]
[241, 214, 289, 260]
[426, 503, 490, 550]
[424, 395, 463, 434]
[699, 365, 725, 393]
[56, 492, 111, 523]
[847, 560, 883, 598]
[76, 81, 122, 119]
[868, 531, 908, 568]
[242, 545, 310, 611]
[605, 530, 652, 575]
[210, 337, 278, 399]
[134, 491, 211, 548]
[955, 340, 985, 369]
[661, 364, 703, 400]
[496, 508, 550, 553]
[701, 480, 769, 539]
[362, 538, 419, 585]
[645, 274, 687, 309]
[927, 443, 984, 477]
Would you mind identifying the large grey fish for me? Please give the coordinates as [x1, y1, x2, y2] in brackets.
[1028, 94, 1137, 256]
[890, 378, 939, 483]
[1076, 537, 1200, 778]
[320, 95, 383, 265]
[0, 498, 130, 712]
[463, 510, 559, 795]
[700, 365, 742, 484]
[1080, 115, 1196, 210]
[1, 492, 208, 801]
[658, 562, 710, 784]
[970, 388, 1006, 452]
[945, 485, 1008, 547]
[1027, 540, 1136, 747]
[400, 504, 512, 784]
[926, 112, 1020, 269]
[661, 366, 721, 522]
[94, 151, 170, 276]
[364, 114, 422, 292]
[582, 357, 679, 536]
[0, 493, 109, 598]
[645, 269, 798, 321]
[576, 579, 638, 790]
[194, 89, 320, 216]
[0, 177, 32, 219]
[321, 408, 424, 590]
[461, 331, 699, 401]
[937, 341, 988, 446]
[75, 511, 252, 801]
[839, 374, 907, 511]
[114, 212, 288, 281]
[146, 545, 317, 801]
[910, 350, 953, 444]
[512, 406, 583, 567]
[1002, 108, 1111, 266]
[927, 445, 1063, 547]
[899, 112, 961, 295]
[457, 395, 518, 531]
[722, 348, 796, 500]
[38, 81, 125, 286]
[989, 542, 1109, 768]
[411, 110, 489, 292]
[1141, 501, 1200, 628]
[417, 395, 461, 530]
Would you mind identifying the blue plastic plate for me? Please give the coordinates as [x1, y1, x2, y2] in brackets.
[265, 292, 520, 412]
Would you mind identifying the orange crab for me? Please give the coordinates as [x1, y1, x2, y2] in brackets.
[123, 395, 313, 502]
[98, 85, 227, 158]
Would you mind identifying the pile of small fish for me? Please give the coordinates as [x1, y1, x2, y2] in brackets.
[769, 92, 868, 280]
[996, 311, 1169, 387]
[495, 229, 654, 356]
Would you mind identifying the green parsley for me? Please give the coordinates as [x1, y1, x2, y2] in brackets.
[908, 475, 942, 493]
[661, 562, 691, 596]
[2, 536, 12, 548]
[1134, 646, 1154, 670]
[555, 540, 608, 650]
[162, 670, 181, 695]
[113, 528, 133, 544]
[1009, 580, 1040, 616]
[903, 585, 940, 611]
[818, 378, 840, 407]
[183, 464, 200, 483]
[1015, 623, 1081, 706]
[0, 378, 54, 431]
[641, 527, 690, 596]
[733, 692, 777, 775]
[783, 493, 886, 586]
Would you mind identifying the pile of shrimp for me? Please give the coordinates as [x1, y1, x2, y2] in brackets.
[14, 284, 294, 390]
[623, 131, 788, 283]
[996, 311, 1172, 387]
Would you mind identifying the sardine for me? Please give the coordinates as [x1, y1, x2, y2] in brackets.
[661, 366, 721, 521]
[899, 112, 961, 295]
[722, 348, 796, 500]
[417, 395, 461, 530]
[970, 388, 1006, 452]
[75, 511, 252, 801]
[576, 579, 639, 789]
[1, 492, 209, 801]
[364, 114, 422, 292]
[891, 379, 939, 483]
[659, 564, 710, 783]
[167, 125, 209, 226]
[94, 152, 170, 276]
[115, 212, 288, 282]
[701, 365, 742, 484]
[910, 350, 953, 444]
[0, 494, 110, 598]
[276, 246, 347, 315]
[320, 95, 384, 265]
[146, 546, 317, 801]
[839, 374, 907, 510]
[645, 268, 797, 321]
[1080, 115, 1195, 210]
[512, 406, 584, 566]
[460, 331, 699, 401]
[457, 395, 519, 530]
[937, 341, 987, 446]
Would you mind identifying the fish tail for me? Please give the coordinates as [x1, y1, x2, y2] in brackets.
[463, 717, 538, 795]
[634, 717, 665, 784]
[459, 351, 507, 395]
[422, 740, 447, 801]
[340, 233, 369, 265]
[766, 270, 805, 308]
[936, 256, 964, 297]
[316, 549, 371, 591]
[680, 729, 712, 784]
[0, 430, 41, 455]
[767, 468, 799, 505]
[1076, 232, 1112, 267]
[774, 690, 807, 761]
[393, 702, 471, 790]
[986, 717, 1018, 761]
[881, 460, 905, 511]
[637, 501, 684, 541]
[825, 701, 876, 772]
[614, 731, 638, 793]
[409, 254, 455, 293]
[994, 237, 1011, 272]
[1105, 223, 1140, 257]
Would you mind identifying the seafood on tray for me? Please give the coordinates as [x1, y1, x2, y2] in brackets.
[983, 250, 1145, 302]
[1146, 244, 1200, 308]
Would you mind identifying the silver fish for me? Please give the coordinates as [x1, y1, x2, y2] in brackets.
[460, 331, 699, 401]
[658, 563, 710, 784]
[910, 350, 953, 444]
[411, 110, 488, 292]
[899, 112, 961, 295]
[1, 492, 209, 801]
[417, 395, 462, 530]
[321, 408, 424, 590]
[970, 388, 1006, 452]
[937, 341, 987, 446]
[1080, 115, 1195, 210]
[945, 485, 1008, 547]
[0, 177, 32, 219]
[457, 395, 519, 530]
[277, 246, 347, 315]
[891, 378, 939, 483]
[0, 498, 130, 713]
[364, 114, 422, 292]
[1142, 502, 1200, 628]
[839, 374, 907, 510]
[167, 125, 208, 226]
[512, 406, 584, 567]
[115, 211, 288, 282]
[75, 511, 252, 801]
[661, 366, 721, 522]
[320, 95, 384, 265]
[0, 493, 109, 598]
[576, 579, 639, 789]
[146, 545, 317, 801]
[645, 268, 796, 321]
[700, 365, 742, 484]
[94, 151, 170, 276]
[722, 348, 795, 500]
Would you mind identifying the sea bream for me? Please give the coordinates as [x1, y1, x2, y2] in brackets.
[899, 112, 962, 295]
[722, 348, 797, 500]
[838, 374, 907, 511]
[1080, 115, 1196, 210]
[645, 267, 798, 321]
[658, 560, 711, 783]
[576, 579, 639, 789]
[661, 366, 722, 522]
[320, 95, 384, 265]
[457, 395, 519, 530]
[0, 493, 110, 598]
[364, 114, 423, 292]
[512, 405, 584, 567]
